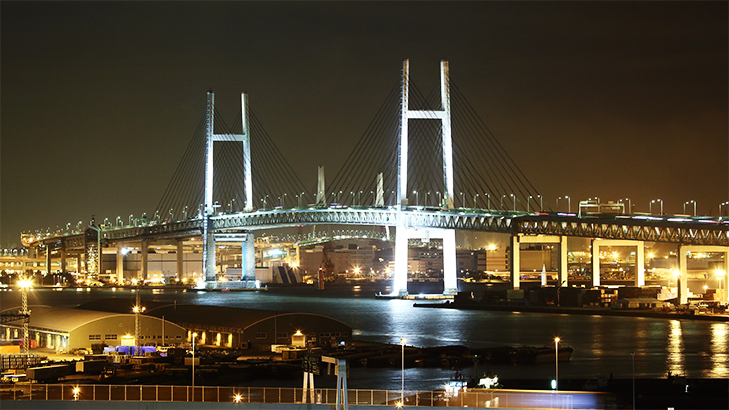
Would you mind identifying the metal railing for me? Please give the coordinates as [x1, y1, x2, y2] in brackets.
[0, 383, 610, 409]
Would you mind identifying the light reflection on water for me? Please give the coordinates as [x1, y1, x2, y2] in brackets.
[666, 320, 684, 376]
[709, 323, 728, 378]
[6, 286, 729, 381]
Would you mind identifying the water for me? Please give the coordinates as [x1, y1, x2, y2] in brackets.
[4, 285, 727, 389]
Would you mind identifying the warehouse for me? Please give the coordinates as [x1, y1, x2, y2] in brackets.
[78, 299, 353, 350]
[0, 305, 186, 351]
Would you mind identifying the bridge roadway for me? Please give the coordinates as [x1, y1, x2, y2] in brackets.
[28, 206, 729, 248]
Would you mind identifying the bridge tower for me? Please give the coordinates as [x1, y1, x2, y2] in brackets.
[203, 91, 255, 283]
[393, 60, 457, 296]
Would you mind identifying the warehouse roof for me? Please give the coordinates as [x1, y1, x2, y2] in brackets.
[1, 305, 137, 334]
[77, 299, 351, 331]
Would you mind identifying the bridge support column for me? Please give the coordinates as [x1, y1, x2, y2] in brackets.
[242, 233, 256, 281]
[45, 246, 52, 277]
[60, 244, 66, 276]
[116, 245, 125, 285]
[393, 229, 409, 296]
[559, 236, 568, 286]
[203, 218, 216, 282]
[511, 235, 567, 288]
[443, 229, 457, 295]
[677, 245, 729, 305]
[510, 235, 520, 289]
[140, 239, 148, 283]
[176, 240, 184, 281]
[591, 240, 645, 287]
[678, 249, 689, 305]
[635, 243, 645, 287]
[393, 227, 456, 296]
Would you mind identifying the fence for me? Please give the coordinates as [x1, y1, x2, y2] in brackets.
[0, 384, 610, 409]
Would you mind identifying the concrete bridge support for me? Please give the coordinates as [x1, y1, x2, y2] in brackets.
[591, 239, 645, 288]
[116, 244, 125, 284]
[510, 234, 568, 289]
[60, 244, 66, 275]
[176, 240, 185, 280]
[140, 239, 148, 283]
[393, 227, 457, 296]
[678, 245, 728, 305]
[242, 233, 256, 280]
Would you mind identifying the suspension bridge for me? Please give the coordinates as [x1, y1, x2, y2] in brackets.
[21, 60, 729, 303]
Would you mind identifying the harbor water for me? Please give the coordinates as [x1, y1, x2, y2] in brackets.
[3, 284, 727, 390]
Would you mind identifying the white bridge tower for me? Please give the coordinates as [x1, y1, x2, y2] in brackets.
[203, 91, 255, 285]
[393, 60, 457, 296]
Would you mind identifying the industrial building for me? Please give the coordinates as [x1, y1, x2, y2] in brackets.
[77, 299, 353, 350]
[0, 305, 186, 351]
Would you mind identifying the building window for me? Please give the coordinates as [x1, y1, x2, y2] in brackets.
[89, 335, 101, 340]
[277, 332, 288, 339]
[104, 334, 117, 340]
[255, 332, 267, 339]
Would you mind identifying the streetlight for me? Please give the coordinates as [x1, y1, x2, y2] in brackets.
[683, 200, 696, 216]
[413, 191, 419, 207]
[557, 196, 571, 213]
[720, 201, 729, 217]
[400, 338, 406, 405]
[484, 193, 491, 209]
[618, 198, 632, 215]
[554, 337, 560, 391]
[192, 332, 198, 401]
[650, 199, 663, 215]
[474, 193, 479, 209]
[510, 194, 516, 211]
[461, 192, 465, 208]
[631, 352, 636, 410]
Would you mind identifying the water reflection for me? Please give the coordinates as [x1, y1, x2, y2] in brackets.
[666, 320, 684, 375]
[709, 323, 728, 378]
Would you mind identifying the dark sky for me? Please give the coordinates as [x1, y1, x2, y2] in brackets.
[2, 1, 727, 247]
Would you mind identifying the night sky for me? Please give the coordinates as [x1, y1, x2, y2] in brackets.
[2, 2, 727, 248]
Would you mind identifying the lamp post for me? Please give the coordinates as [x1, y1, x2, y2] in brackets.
[474, 194, 479, 209]
[400, 338, 406, 405]
[192, 332, 198, 401]
[485, 193, 491, 209]
[683, 200, 696, 216]
[631, 352, 635, 410]
[720, 201, 729, 217]
[554, 337, 560, 391]
[619, 198, 632, 215]
[650, 199, 663, 215]
[557, 196, 571, 213]
[510, 194, 516, 211]
[413, 191, 419, 207]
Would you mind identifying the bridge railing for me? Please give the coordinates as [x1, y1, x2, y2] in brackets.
[1, 383, 609, 409]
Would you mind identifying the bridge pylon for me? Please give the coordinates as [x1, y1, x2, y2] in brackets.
[203, 91, 255, 285]
[393, 60, 457, 296]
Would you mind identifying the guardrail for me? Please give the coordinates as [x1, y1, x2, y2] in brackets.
[0, 384, 610, 409]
